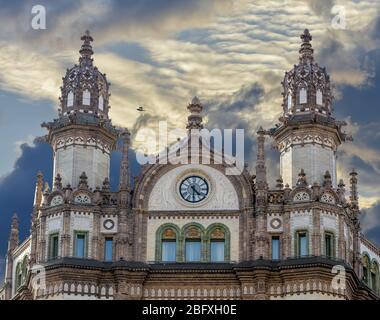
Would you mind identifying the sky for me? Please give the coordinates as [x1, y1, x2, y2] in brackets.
[0, 0, 380, 281]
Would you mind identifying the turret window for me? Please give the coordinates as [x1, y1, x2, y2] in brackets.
[316, 89, 323, 106]
[271, 236, 280, 260]
[99, 95, 104, 111]
[49, 233, 59, 260]
[104, 238, 113, 262]
[287, 93, 292, 110]
[324, 232, 335, 258]
[83, 90, 91, 106]
[299, 88, 307, 104]
[74, 231, 88, 258]
[67, 91, 74, 107]
[296, 231, 309, 257]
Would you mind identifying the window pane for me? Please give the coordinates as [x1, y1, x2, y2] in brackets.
[51, 235, 59, 259]
[316, 89, 323, 106]
[299, 88, 307, 104]
[272, 237, 280, 260]
[105, 239, 113, 261]
[325, 234, 332, 257]
[185, 241, 201, 262]
[67, 91, 74, 107]
[363, 267, 368, 283]
[211, 241, 225, 262]
[299, 233, 307, 256]
[99, 95, 104, 111]
[83, 90, 91, 106]
[75, 234, 86, 258]
[162, 241, 176, 262]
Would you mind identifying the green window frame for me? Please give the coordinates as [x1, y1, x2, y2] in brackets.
[324, 232, 335, 258]
[73, 231, 88, 258]
[206, 224, 230, 262]
[155, 223, 231, 263]
[49, 233, 59, 260]
[155, 224, 181, 262]
[295, 230, 309, 257]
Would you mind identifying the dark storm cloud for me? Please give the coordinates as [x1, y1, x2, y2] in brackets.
[0, 139, 141, 284]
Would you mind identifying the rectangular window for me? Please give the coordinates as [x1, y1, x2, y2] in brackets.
[49, 233, 59, 260]
[297, 232, 308, 257]
[83, 90, 91, 106]
[185, 240, 201, 262]
[325, 233, 334, 258]
[162, 240, 176, 262]
[272, 236, 280, 260]
[104, 238, 113, 262]
[211, 241, 225, 262]
[74, 232, 88, 258]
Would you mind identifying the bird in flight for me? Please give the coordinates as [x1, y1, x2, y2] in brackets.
[137, 106, 145, 112]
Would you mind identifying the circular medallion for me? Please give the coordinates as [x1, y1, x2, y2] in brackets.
[270, 218, 282, 230]
[103, 219, 115, 231]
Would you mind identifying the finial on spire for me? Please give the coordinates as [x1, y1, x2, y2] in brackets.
[119, 129, 131, 192]
[187, 96, 204, 130]
[79, 30, 94, 62]
[299, 29, 314, 63]
[296, 169, 308, 187]
[349, 169, 359, 209]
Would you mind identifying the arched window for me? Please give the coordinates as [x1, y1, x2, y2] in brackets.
[98, 95, 104, 111]
[161, 227, 177, 262]
[67, 91, 74, 107]
[185, 226, 202, 262]
[287, 93, 292, 110]
[209, 228, 225, 262]
[299, 88, 307, 104]
[362, 254, 370, 285]
[371, 261, 379, 293]
[15, 262, 22, 289]
[83, 89, 91, 106]
[316, 89, 323, 106]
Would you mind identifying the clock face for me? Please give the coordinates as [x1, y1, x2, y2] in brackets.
[179, 176, 209, 203]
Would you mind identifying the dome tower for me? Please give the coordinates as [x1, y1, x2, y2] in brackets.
[270, 29, 352, 188]
[42, 31, 119, 190]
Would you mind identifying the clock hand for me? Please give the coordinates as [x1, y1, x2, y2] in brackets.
[191, 185, 201, 196]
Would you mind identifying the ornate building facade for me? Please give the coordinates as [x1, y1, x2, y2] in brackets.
[0, 30, 379, 300]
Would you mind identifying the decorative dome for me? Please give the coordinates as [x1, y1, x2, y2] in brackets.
[59, 31, 110, 118]
[281, 29, 333, 118]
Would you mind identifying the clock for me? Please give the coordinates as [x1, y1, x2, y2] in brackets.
[74, 193, 91, 204]
[51, 195, 64, 207]
[179, 176, 209, 203]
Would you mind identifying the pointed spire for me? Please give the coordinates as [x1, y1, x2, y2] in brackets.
[119, 129, 131, 191]
[255, 127, 268, 190]
[187, 96, 204, 130]
[323, 171, 332, 187]
[79, 30, 94, 64]
[349, 169, 359, 209]
[79, 172, 88, 189]
[33, 171, 44, 207]
[54, 173, 63, 190]
[296, 169, 308, 187]
[102, 177, 110, 192]
[299, 29, 314, 64]
[8, 213, 19, 252]
[276, 176, 284, 190]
